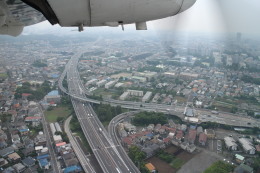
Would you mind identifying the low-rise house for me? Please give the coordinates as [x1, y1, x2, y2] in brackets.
[224, 137, 238, 151]
[18, 126, 29, 136]
[205, 129, 215, 139]
[0, 139, 8, 149]
[63, 165, 82, 173]
[24, 138, 34, 149]
[180, 142, 189, 150]
[154, 124, 162, 133]
[234, 163, 254, 173]
[124, 123, 136, 132]
[25, 116, 41, 122]
[235, 154, 245, 164]
[142, 143, 160, 157]
[11, 134, 20, 144]
[196, 126, 203, 136]
[38, 158, 50, 169]
[0, 158, 8, 167]
[145, 163, 156, 173]
[118, 129, 127, 138]
[13, 163, 26, 173]
[199, 133, 207, 146]
[34, 133, 47, 146]
[175, 130, 183, 141]
[0, 146, 14, 157]
[53, 135, 62, 144]
[0, 129, 7, 140]
[187, 144, 196, 153]
[172, 138, 180, 146]
[3, 166, 15, 173]
[147, 124, 154, 131]
[22, 147, 35, 156]
[188, 129, 197, 144]
[22, 157, 36, 167]
[7, 152, 21, 162]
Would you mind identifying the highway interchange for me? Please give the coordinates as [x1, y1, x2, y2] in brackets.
[65, 52, 140, 173]
[59, 50, 260, 173]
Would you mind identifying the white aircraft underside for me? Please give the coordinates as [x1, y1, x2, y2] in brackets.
[0, 0, 196, 36]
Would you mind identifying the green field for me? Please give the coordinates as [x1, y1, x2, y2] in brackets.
[45, 106, 71, 122]
[203, 161, 235, 173]
[0, 73, 8, 79]
[170, 158, 185, 169]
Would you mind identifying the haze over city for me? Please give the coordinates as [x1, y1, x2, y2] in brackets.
[0, 0, 260, 173]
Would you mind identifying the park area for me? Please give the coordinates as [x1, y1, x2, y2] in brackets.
[146, 146, 195, 173]
[44, 106, 71, 122]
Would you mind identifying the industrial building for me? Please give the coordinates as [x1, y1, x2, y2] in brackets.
[54, 122, 62, 133]
[238, 138, 255, 155]
[49, 123, 56, 135]
[224, 137, 238, 151]
[142, 91, 152, 102]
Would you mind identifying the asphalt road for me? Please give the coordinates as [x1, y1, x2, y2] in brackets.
[64, 116, 96, 173]
[39, 105, 61, 173]
[65, 51, 140, 173]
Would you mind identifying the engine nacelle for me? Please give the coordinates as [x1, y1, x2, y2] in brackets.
[22, 0, 196, 30]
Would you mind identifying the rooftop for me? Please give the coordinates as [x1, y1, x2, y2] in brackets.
[47, 90, 59, 96]
[145, 163, 156, 171]
[63, 165, 82, 173]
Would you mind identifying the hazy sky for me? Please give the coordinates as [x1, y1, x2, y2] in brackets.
[23, 0, 260, 36]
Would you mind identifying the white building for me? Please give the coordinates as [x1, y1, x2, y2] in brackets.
[238, 138, 255, 155]
[119, 92, 130, 100]
[114, 82, 124, 88]
[224, 137, 238, 151]
[142, 91, 152, 102]
[86, 79, 98, 86]
[96, 80, 107, 87]
[127, 90, 143, 97]
[105, 80, 116, 89]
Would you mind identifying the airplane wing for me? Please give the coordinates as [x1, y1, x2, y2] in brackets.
[1, 0, 196, 36]
[0, 0, 45, 36]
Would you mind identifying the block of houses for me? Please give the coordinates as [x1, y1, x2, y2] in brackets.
[234, 164, 254, 173]
[13, 163, 26, 173]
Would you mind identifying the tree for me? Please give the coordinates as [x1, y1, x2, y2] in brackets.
[231, 106, 238, 113]
[128, 146, 146, 165]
